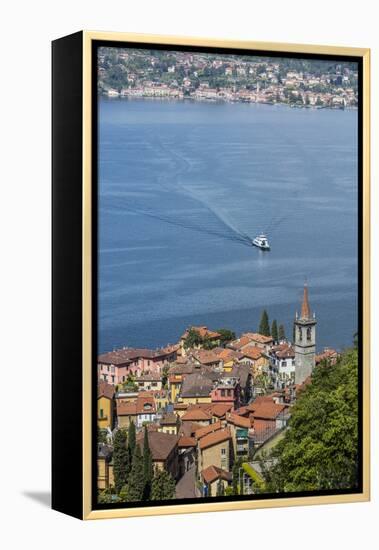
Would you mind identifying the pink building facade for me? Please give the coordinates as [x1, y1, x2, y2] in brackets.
[98, 347, 177, 385]
[210, 378, 241, 410]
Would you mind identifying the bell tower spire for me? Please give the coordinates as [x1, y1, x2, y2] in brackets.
[294, 283, 317, 384]
[301, 283, 311, 319]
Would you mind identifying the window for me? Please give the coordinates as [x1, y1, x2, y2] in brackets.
[307, 327, 312, 341]
[282, 361, 287, 367]
[221, 389, 225, 397]
[111, 375, 115, 383]
[221, 448, 226, 455]
[298, 326, 302, 341]
[100, 409, 104, 418]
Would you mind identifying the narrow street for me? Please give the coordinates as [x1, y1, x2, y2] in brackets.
[175, 464, 199, 499]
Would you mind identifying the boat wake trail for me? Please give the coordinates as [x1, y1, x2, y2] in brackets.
[127, 206, 253, 247]
[104, 195, 253, 248]
[153, 137, 254, 246]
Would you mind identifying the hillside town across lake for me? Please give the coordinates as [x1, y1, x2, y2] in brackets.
[98, 47, 358, 110]
[97, 284, 341, 501]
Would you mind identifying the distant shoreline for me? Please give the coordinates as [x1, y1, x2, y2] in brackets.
[99, 93, 357, 111]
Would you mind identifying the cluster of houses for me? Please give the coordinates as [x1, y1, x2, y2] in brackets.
[97, 285, 339, 499]
[100, 49, 358, 109]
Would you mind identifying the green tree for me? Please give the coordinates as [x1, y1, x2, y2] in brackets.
[98, 489, 115, 504]
[183, 328, 204, 349]
[259, 310, 270, 336]
[97, 427, 107, 444]
[113, 429, 129, 494]
[216, 479, 225, 496]
[217, 328, 236, 345]
[353, 331, 358, 349]
[254, 372, 272, 393]
[161, 365, 169, 389]
[127, 444, 145, 501]
[202, 335, 218, 350]
[232, 458, 243, 495]
[119, 485, 128, 502]
[151, 469, 176, 500]
[262, 347, 359, 492]
[316, 95, 323, 106]
[128, 420, 136, 464]
[142, 426, 153, 500]
[271, 320, 278, 342]
[278, 324, 286, 341]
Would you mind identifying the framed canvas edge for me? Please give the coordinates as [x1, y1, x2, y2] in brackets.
[81, 31, 371, 520]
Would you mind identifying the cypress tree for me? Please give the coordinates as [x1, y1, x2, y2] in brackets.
[232, 458, 242, 495]
[113, 428, 129, 494]
[259, 309, 270, 336]
[142, 426, 153, 500]
[279, 324, 286, 341]
[127, 443, 145, 502]
[216, 479, 225, 496]
[128, 420, 136, 465]
[271, 319, 278, 342]
[151, 469, 176, 500]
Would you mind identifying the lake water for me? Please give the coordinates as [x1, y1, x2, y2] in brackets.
[98, 98, 358, 354]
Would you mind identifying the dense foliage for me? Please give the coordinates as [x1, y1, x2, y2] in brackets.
[113, 429, 129, 494]
[259, 309, 270, 337]
[217, 328, 236, 345]
[105, 423, 175, 503]
[278, 324, 286, 341]
[271, 319, 278, 342]
[261, 347, 359, 492]
[151, 469, 176, 500]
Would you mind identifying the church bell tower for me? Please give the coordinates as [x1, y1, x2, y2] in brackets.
[294, 283, 316, 385]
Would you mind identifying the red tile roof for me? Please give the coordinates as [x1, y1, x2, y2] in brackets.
[195, 421, 222, 440]
[216, 349, 243, 362]
[181, 408, 212, 422]
[244, 333, 273, 344]
[249, 402, 287, 420]
[173, 403, 189, 411]
[275, 345, 295, 359]
[199, 428, 231, 450]
[211, 402, 233, 418]
[178, 436, 197, 448]
[201, 465, 232, 484]
[98, 381, 114, 399]
[315, 348, 339, 364]
[253, 418, 277, 441]
[117, 394, 156, 416]
[227, 413, 252, 429]
[117, 401, 137, 416]
[98, 346, 174, 365]
[229, 335, 255, 351]
[137, 431, 178, 461]
[240, 345, 264, 360]
[136, 374, 161, 382]
[190, 349, 222, 365]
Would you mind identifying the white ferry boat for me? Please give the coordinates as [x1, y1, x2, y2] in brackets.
[252, 234, 270, 250]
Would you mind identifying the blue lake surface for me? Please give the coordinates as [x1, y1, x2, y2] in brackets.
[98, 98, 358, 354]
